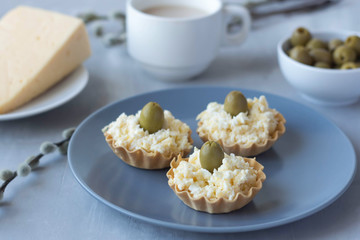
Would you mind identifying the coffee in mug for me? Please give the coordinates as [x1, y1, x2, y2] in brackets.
[142, 5, 208, 18]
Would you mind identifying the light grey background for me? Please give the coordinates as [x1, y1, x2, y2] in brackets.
[0, 0, 359, 239]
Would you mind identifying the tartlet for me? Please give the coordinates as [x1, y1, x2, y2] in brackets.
[103, 107, 193, 169]
[166, 149, 266, 214]
[196, 95, 286, 157]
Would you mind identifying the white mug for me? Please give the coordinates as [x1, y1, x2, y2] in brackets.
[127, 0, 251, 81]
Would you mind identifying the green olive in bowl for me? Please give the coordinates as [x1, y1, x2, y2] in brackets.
[290, 27, 311, 46]
[289, 46, 314, 65]
[333, 45, 357, 65]
[309, 48, 332, 65]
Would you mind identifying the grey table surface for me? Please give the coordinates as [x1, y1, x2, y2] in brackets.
[0, 0, 359, 239]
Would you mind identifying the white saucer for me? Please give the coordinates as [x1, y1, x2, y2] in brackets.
[0, 65, 88, 121]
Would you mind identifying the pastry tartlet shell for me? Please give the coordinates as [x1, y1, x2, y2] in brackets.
[166, 155, 266, 214]
[104, 131, 193, 170]
[197, 112, 286, 157]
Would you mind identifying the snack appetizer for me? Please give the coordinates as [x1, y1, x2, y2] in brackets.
[102, 102, 193, 169]
[196, 91, 286, 156]
[167, 141, 266, 214]
[288, 27, 360, 70]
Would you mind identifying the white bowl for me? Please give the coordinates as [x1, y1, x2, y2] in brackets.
[277, 30, 360, 106]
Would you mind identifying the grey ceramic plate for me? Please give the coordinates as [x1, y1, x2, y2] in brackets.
[68, 86, 356, 233]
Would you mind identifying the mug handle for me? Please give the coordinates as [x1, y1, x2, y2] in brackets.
[222, 4, 251, 46]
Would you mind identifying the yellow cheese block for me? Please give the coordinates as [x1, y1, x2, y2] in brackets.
[0, 6, 91, 114]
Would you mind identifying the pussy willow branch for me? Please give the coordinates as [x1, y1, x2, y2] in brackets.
[0, 137, 71, 194]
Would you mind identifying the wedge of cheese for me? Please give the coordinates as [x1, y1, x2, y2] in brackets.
[0, 6, 91, 114]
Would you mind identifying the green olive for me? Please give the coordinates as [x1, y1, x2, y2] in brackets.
[290, 27, 311, 46]
[345, 35, 360, 54]
[224, 91, 248, 116]
[139, 102, 164, 134]
[309, 48, 332, 64]
[340, 62, 358, 70]
[314, 62, 331, 69]
[200, 141, 224, 173]
[289, 46, 314, 65]
[328, 39, 343, 51]
[333, 45, 357, 65]
[306, 38, 327, 50]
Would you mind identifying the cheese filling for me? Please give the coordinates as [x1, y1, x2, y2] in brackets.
[196, 96, 279, 147]
[169, 148, 258, 201]
[103, 110, 192, 156]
